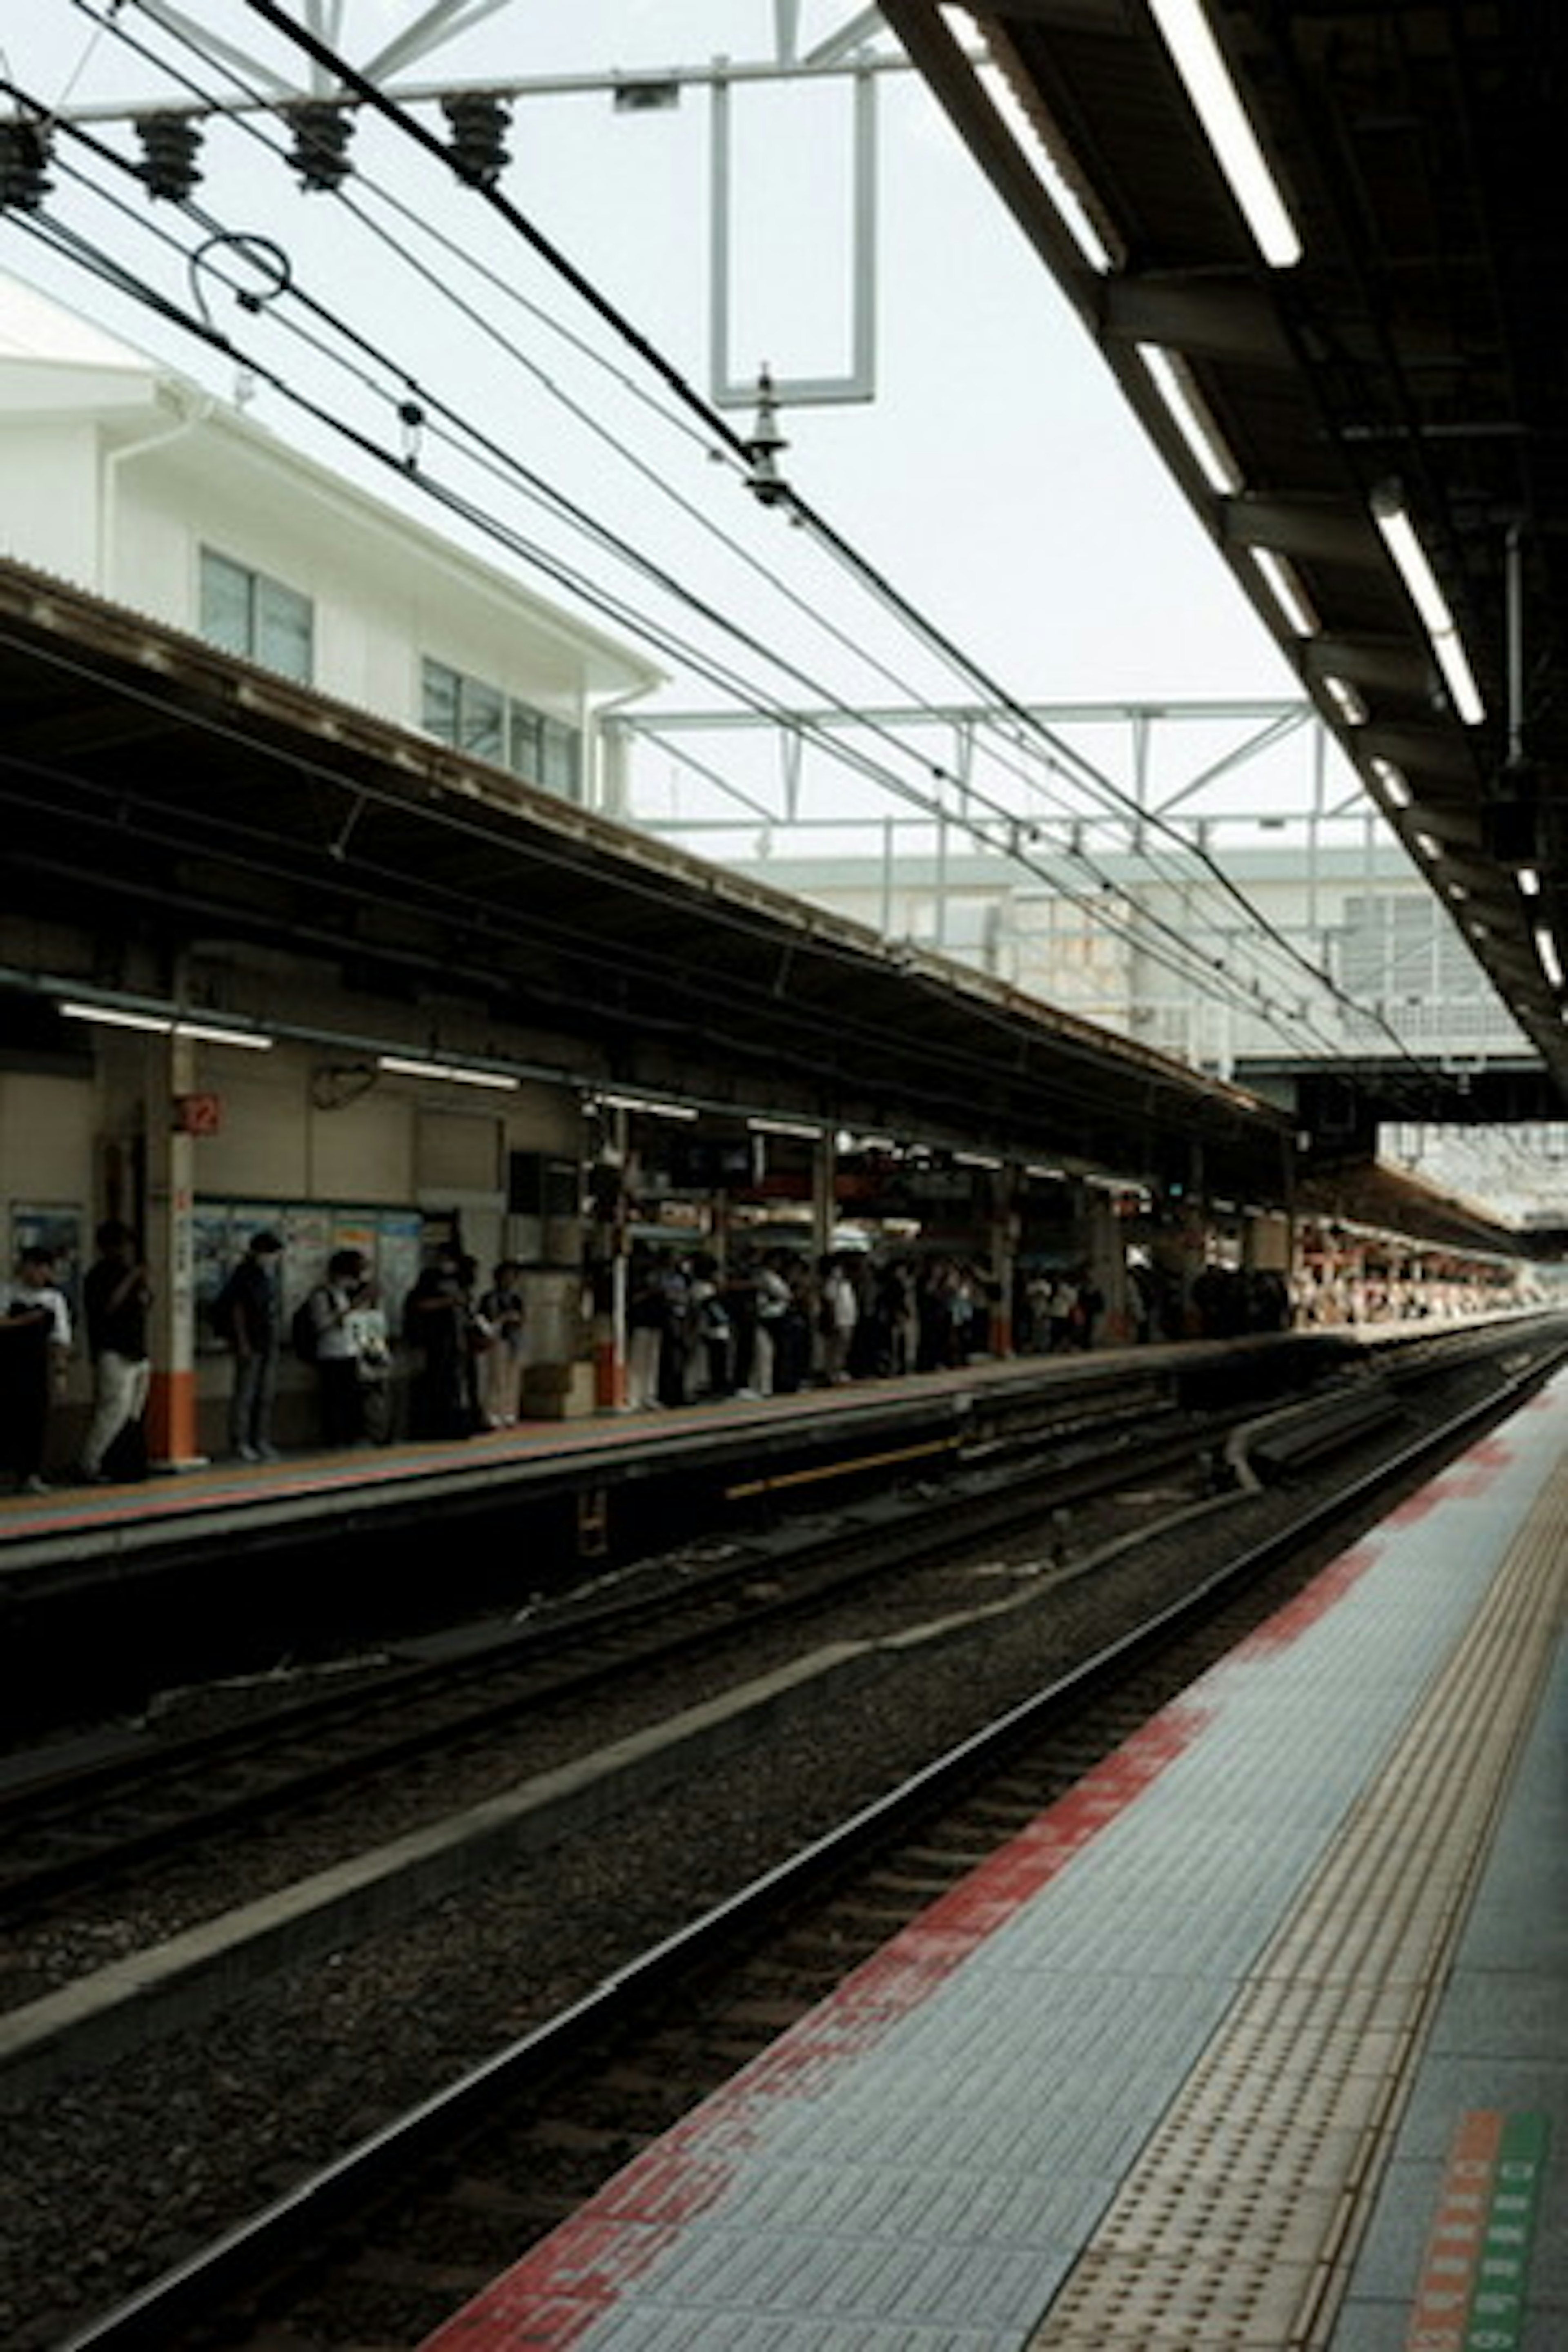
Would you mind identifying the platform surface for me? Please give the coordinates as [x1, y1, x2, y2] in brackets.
[413, 1375, 1568, 2350]
[0, 1335, 1213, 1579]
[0, 1318, 1478, 1577]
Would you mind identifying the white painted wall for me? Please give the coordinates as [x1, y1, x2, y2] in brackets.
[0, 415, 106, 586]
[0, 275, 659, 787]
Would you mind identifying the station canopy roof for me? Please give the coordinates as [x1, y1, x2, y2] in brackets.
[884, 0, 1568, 1099]
[0, 557, 1301, 1206]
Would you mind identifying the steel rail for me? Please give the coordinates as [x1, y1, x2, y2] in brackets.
[55, 1344, 1561, 2352]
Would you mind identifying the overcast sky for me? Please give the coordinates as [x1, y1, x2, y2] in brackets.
[4, 0, 1304, 733]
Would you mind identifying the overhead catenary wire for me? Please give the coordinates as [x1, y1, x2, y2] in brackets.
[18, 195, 1313, 1048]
[51, 0, 1386, 1018]
[221, 1, 1403, 1019]
[7, 15, 1443, 1087]
[8, 86, 1342, 1048]
[214, 0, 1458, 1082]
[60, 0, 1278, 940]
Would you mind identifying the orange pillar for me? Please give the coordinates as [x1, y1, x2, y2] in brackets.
[145, 1032, 205, 1467]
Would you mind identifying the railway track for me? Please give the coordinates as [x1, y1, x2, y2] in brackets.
[50, 1341, 1561, 2352]
[4, 1321, 1532, 1928]
[0, 1400, 1218, 1924]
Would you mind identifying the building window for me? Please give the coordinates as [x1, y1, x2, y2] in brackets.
[423, 658, 583, 802]
[1332, 894, 1523, 1049]
[199, 550, 313, 683]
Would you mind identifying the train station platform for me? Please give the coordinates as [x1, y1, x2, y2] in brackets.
[2, 1337, 1218, 1729]
[0, 1345, 1145, 1573]
[0, 1313, 1506, 1590]
[414, 1369, 1568, 2349]
[1, 1326, 1351, 1595]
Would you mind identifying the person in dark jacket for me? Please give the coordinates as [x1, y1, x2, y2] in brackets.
[404, 1246, 476, 1439]
[220, 1229, 284, 1461]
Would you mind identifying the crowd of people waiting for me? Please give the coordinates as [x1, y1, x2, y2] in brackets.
[263, 1240, 529, 1455]
[1, 1217, 1521, 1496]
[625, 1244, 997, 1409]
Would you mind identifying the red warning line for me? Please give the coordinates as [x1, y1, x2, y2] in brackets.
[414, 1696, 1214, 2350]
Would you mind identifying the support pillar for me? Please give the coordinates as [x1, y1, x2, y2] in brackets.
[145, 1033, 205, 1468]
[811, 1132, 836, 1265]
[989, 1167, 1019, 1356]
[1084, 1185, 1128, 1346]
[590, 1105, 629, 1410]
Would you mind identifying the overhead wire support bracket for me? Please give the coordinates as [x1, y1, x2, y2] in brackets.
[709, 56, 878, 410]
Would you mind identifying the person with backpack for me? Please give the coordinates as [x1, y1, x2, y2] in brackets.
[302, 1248, 373, 1450]
[215, 1229, 284, 1463]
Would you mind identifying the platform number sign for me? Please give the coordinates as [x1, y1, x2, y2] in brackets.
[174, 1092, 223, 1136]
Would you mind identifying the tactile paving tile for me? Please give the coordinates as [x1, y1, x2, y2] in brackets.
[1026, 1443, 1568, 2349]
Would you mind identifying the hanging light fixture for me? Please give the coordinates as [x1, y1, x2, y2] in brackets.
[1370, 484, 1486, 725]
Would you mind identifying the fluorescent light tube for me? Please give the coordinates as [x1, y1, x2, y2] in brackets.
[172, 1021, 273, 1049]
[1137, 343, 1243, 494]
[1251, 548, 1318, 636]
[977, 59, 1115, 271]
[1322, 675, 1369, 726]
[61, 1000, 173, 1034]
[1370, 487, 1487, 724]
[1368, 757, 1411, 808]
[378, 1054, 519, 1090]
[61, 1002, 270, 1050]
[597, 1092, 698, 1120]
[1147, 0, 1303, 267]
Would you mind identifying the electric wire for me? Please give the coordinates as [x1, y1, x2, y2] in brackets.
[0, 237, 1377, 1071]
[9, 99, 1330, 1038]
[57, 0, 1385, 1022]
[69, 0, 1276, 934]
[11, 12, 1439, 1077]
[224, 0, 1425, 1049]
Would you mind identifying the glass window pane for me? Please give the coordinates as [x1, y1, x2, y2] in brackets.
[422, 659, 461, 745]
[540, 720, 582, 802]
[508, 703, 543, 780]
[199, 550, 252, 657]
[254, 576, 313, 683]
[460, 676, 504, 763]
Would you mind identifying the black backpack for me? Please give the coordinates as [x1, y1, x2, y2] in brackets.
[291, 1292, 322, 1364]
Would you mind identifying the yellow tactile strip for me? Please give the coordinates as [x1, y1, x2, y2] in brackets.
[1028, 1452, 1568, 2350]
